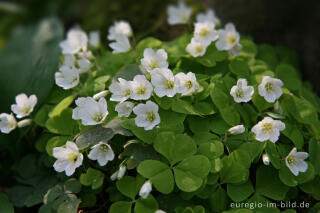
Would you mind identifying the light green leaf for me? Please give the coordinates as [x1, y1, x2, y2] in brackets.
[197, 141, 224, 159]
[159, 109, 186, 133]
[227, 180, 254, 202]
[134, 195, 158, 213]
[116, 175, 144, 200]
[110, 201, 132, 213]
[80, 168, 104, 190]
[121, 119, 157, 144]
[49, 94, 76, 118]
[46, 136, 69, 156]
[45, 108, 79, 135]
[229, 59, 250, 78]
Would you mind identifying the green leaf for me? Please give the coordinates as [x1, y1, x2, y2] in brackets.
[162, 34, 191, 64]
[46, 136, 69, 156]
[197, 141, 224, 159]
[256, 165, 289, 200]
[240, 39, 258, 57]
[257, 44, 278, 69]
[134, 195, 158, 213]
[220, 105, 240, 126]
[282, 122, 304, 149]
[114, 64, 143, 81]
[116, 175, 144, 199]
[75, 126, 115, 149]
[159, 109, 186, 133]
[265, 142, 281, 169]
[110, 201, 132, 213]
[64, 179, 82, 193]
[48, 94, 76, 118]
[174, 155, 211, 192]
[227, 180, 254, 202]
[210, 158, 223, 173]
[171, 99, 200, 115]
[188, 116, 212, 133]
[0, 193, 14, 213]
[309, 138, 320, 175]
[251, 90, 273, 112]
[57, 194, 81, 213]
[35, 133, 54, 152]
[193, 101, 215, 115]
[45, 108, 79, 135]
[292, 96, 318, 124]
[136, 37, 162, 59]
[229, 59, 250, 78]
[275, 64, 301, 91]
[121, 119, 157, 144]
[137, 160, 174, 194]
[34, 105, 54, 127]
[154, 132, 197, 165]
[93, 75, 110, 93]
[80, 168, 104, 190]
[209, 187, 228, 213]
[210, 115, 230, 134]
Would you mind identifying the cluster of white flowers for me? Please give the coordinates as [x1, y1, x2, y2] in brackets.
[0, 93, 37, 134]
[108, 48, 199, 130]
[53, 140, 115, 176]
[56, 28, 100, 90]
[215, 23, 242, 57]
[107, 21, 132, 53]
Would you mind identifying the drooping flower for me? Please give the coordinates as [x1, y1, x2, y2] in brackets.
[258, 76, 283, 103]
[53, 141, 83, 176]
[167, 1, 192, 25]
[140, 48, 168, 73]
[111, 165, 126, 181]
[59, 28, 88, 54]
[88, 142, 115, 166]
[107, 21, 132, 41]
[93, 90, 108, 101]
[196, 9, 220, 25]
[72, 97, 108, 125]
[186, 38, 208, 57]
[139, 180, 152, 199]
[109, 78, 131, 102]
[11, 93, 37, 118]
[115, 101, 134, 117]
[55, 65, 80, 90]
[230, 78, 254, 103]
[193, 22, 218, 45]
[175, 72, 200, 96]
[129, 75, 153, 100]
[0, 113, 17, 134]
[133, 101, 160, 130]
[285, 147, 309, 176]
[63, 54, 91, 74]
[228, 125, 245, 135]
[216, 23, 242, 56]
[109, 34, 131, 53]
[89, 31, 100, 48]
[17, 119, 32, 128]
[251, 117, 285, 143]
[151, 68, 178, 97]
[262, 153, 270, 166]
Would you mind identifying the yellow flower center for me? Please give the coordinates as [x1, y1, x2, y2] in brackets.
[22, 106, 31, 114]
[195, 45, 204, 53]
[185, 80, 193, 89]
[181, 14, 188, 22]
[199, 28, 210, 37]
[165, 80, 175, 89]
[287, 155, 296, 165]
[68, 152, 78, 163]
[149, 60, 159, 69]
[72, 76, 78, 83]
[93, 112, 103, 122]
[264, 82, 273, 92]
[136, 86, 147, 95]
[146, 112, 156, 122]
[9, 122, 15, 128]
[227, 34, 236, 45]
[124, 89, 131, 96]
[235, 89, 244, 98]
[261, 122, 273, 133]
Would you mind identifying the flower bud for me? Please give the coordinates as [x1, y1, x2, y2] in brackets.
[228, 125, 245, 135]
[17, 119, 32, 128]
[139, 180, 152, 199]
[262, 153, 270, 166]
[93, 90, 108, 100]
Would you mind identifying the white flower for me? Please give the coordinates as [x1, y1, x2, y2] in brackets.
[129, 75, 153, 100]
[175, 72, 200, 96]
[108, 21, 132, 40]
[186, 38, 208, 57]
[155, 210, 166, 213]
[11, 93, 37, 118]
[109, 78, 131, 102]
[262, 153, 270, 166]
[133, 101, 160, 130]
[53, 141, 83, 176]
[0, 113, 17, 134]
[115, 101, 134, 117]
[111, 165, 126, 181]
[194, 22, 218, 45]
[55, 65, 79, 90]
[258, 76, 283, 103]
[89, 31, 100, 48]
[216, 23, 241, 51]
[151, 68, 178, 97]
[88, 142, 115, 166]
[228, 43, 242, 57]
[167, 1, 192, 25]
[139, 180, 152, 199]
[63, 54, 91, 74]
[251, 117, 285, 143]
[72, 97, 108, 126]
[59, 28, 88, 54]
[285, 147, 309, 176]
[228, 125, 245, 135]
[93, 90, 108, 100]
[196, 9, 220, 25]
[17, 119, 32, 128]
[109, 34, 131, 53]
[230, 78, 254, 103]
[141, 48, 168, 73]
